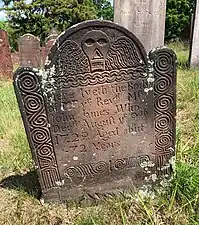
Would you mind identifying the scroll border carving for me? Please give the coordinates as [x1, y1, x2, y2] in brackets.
[13, 67, 61, 190]
[150, 47, 177, 176]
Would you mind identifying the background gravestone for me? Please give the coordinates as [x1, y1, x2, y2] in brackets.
[46, 28, 59, 42]
[114, 0, 166, 53]
[14, 20, 177, 203]
[189, 0, 199, 67]
[19, 34, 41, 68]
[42, 29, 59, 66]
[0, 29, 13, 79]
[11, 51, 20, 67]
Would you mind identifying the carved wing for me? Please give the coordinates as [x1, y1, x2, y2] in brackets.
[105, 36, 146, 71]
[50, 40, 90, 76]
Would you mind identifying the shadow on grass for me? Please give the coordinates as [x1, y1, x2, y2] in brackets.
[0, 170, 42, 199]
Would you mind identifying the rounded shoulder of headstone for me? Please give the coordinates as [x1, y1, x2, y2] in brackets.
[149, 46, 177, 61]
[13, 67, 39, 82]
[51, 20, 147, 62]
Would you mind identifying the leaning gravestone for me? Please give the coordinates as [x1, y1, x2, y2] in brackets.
[0, 29, 13, 78]
[114, 0, 166, 53]
[19, 34, 41, 68]
[14, 20, 177, 203]
[189, 0, 199, 67]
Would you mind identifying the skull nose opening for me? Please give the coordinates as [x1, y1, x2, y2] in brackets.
[92, 49, 103, 60]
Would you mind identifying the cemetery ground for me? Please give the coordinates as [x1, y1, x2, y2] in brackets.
[0, 42, 198, 225]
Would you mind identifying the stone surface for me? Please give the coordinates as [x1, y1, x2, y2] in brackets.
[0, 29, 13, 78]
[11, 51, 20, 66]
[13, 20, 177, 204]
[41, 46, 46, 67]
[19, 34, 41, 68]
[42, 30, 59, 66]
[189, 0, 199, 67]
[114, 0, 166, 53]
[46, 28, 59, 42]
[42, 39, 57, 65]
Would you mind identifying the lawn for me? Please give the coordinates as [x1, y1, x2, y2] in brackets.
[0, 42, 199, 225]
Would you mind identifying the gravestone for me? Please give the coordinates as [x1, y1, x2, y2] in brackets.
[114, 0, 166, 53]
[0, 29, 13, 78]
[189, 0, 199, 67]
[14, 20, 177, 203]
[41, 47, 46, 67]
[46, 28, 59, 42]
[11, 51, 20, 67]
[42, 30, 59, 65]
[19, 34, 41, 68]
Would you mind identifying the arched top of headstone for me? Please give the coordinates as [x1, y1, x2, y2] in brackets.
[19, 33, 40, 42]
[45, 20, 147, 77]
[46, 28, 59, 42]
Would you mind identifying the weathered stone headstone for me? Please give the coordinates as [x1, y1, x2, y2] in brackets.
[114, 0, 166, 53]
[19, 34, 41, 68]
[14, 20, 177, 203]
[46, 28, 59, 42]
[11, 51, 20, 67]
[0, 29, 13, 78]
[42, 30, 58, 65]
[189, 0, 199, 67]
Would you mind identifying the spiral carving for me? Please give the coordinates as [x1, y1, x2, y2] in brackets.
[65, 161, 108, 178]
[31, 128, 50, 144]
[92, 161, 107, 174]
[114, 159, 127, 170]
[155, 134, 173, 150]
[64, 155, 151, 181]
[37, 143, 53, 157]
[155, 113, 173, 132]
[30, 113, 48, 127]
[65, 167, 79, 177]
[154, 76, 172, 94]
[150, 47, 176, 174]
[24, 95, 43, 113]
[13, 67, 61, 190]
[154, 94, 173, 112]
[138, 155, 150, 166]
[18, 72, 39, 93]
[153, 51, 174, 75]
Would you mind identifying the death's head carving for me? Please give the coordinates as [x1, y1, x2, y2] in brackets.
[82, 30, 110, 72]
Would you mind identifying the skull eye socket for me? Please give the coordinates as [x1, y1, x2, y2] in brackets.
[97, 38, 107, 45]
[85, 39, 95, 46]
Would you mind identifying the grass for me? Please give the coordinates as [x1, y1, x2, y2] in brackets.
[0, 41, 199, 224]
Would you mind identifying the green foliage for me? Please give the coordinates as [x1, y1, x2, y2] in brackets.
[167, 41, 189, 68]
[0, 81, 31, 174]
[174, 162, 199, 203]
[0, 21, 6, 29]
[0, 20, 17, 51]
[93, 0, 113, 20]
[1, 0, 113, 50]
[9, 0, 97, 44]
[166, 0, 196, 40]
